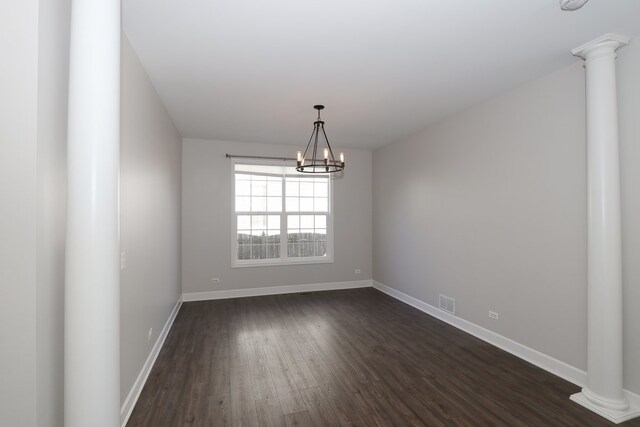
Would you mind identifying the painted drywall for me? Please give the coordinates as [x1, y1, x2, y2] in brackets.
[120, 36, 182, 407]
[374, 63, 588, 371]
[373, 40, 640, 395]
[618, 40, 640, 395]
[182, 139, 372, 294]
[0, 1, 39, 424]
[36, 0, 71, 426]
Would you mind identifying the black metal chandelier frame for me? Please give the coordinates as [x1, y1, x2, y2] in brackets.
[296, 105, 345, 173]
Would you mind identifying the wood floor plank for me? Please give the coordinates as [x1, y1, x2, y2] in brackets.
[284, 410, 314, 427]
[230, 365, 259, 427]
[298, 387, 339, 427]
[207, 393, 231, 426]
[245, 337, 278, 400]
[127, 288, 640, 427]
[255, 397, 287, 427]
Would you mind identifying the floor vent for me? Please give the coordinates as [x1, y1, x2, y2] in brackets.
[438, 294, 455, 315]
[298, 292, 314, 296]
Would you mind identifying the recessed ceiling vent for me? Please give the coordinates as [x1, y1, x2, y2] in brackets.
[438, 294, 455, 315]
[560, 0, 589, 11]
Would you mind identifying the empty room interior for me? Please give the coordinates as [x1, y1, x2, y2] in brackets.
[4, 0, 640, 426]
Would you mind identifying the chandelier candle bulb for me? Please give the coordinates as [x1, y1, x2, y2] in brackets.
[340, 152, 344, 165]
[297, 151, 302, 167]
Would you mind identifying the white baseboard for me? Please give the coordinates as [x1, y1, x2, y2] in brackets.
[182, 279, 372, 302]
[626, 390, 640, 412]
[371, 280, 587, 386]
[570, 392, 640, 424]
[120, 297, 183, 427]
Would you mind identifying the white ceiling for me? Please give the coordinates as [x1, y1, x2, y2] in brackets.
[123, 0, 640, 149]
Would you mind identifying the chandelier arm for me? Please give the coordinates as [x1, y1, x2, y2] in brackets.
[302, 125, 316, 164]
[321, 124, 338, 165]
[312, 122, 320, 173]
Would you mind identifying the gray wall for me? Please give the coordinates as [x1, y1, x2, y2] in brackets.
[373, 41, 640, 394]
[0, 1, 39, 424]
[182, 138, 372, 294]
[618, 40, 640, 395]
[120, 36, 183, 406]
[36, 0, 71, 425]
[0, 1, 70, 425]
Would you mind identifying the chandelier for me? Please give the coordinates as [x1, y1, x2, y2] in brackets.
[296, 105, 345, 173]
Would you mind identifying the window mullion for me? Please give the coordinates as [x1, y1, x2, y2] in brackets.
[280, 168, 287, 262]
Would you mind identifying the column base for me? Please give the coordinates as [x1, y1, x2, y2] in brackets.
[571, 391, 640, 424]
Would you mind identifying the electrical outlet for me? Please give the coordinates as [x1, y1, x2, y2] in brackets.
[148, 328, 153, 341]
[489, 311, 499, 320]
[120, 252, 126, 270]
[354, 269, 361, 274]
[211, 277, 220, 286]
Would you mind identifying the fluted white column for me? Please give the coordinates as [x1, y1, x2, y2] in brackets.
[65, 0, 121, 426]
[570, 34, 640, 424]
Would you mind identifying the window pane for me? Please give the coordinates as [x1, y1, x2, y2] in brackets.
[252, 215, 266, 229]
[299, 197, 314, 212]
[236, 180, 251, 196]
[300, 181, 314, 196]
[238, 246, 251, 260]
[269, 244, 280, 259]
[315, 215, 326, 229]
[267, 180, 282, 197]
[252, 196, 266, 212]
[267, 197, 281, 212]
[300, 215, 314, 229]
[315, 198, 328, 212]
[286, 197, 299, 212]
[286, 180, 299, 197]
[252, 180, 267, 197]
[268, 215, 280, 230]
[288, 215, 299, 229]
[317, 242, 327, 256]
[237, 231, 251, 245]
[237, 215, 250, 230]
[314, 181, 328, 197]
[236, 196, 250, 212]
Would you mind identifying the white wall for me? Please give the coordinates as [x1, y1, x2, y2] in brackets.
[182, 139, 372, 294]
[373, 40, 640, 394]
[36, 0, 71, 426]
[120, 36, 183, 411]
[0, 1, 39, 424]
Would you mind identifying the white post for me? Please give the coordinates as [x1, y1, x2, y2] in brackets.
[570, 34, 640, 424]
[65, 0, 121, 426]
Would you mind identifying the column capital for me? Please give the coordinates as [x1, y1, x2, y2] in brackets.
[572, 33, 630, 60]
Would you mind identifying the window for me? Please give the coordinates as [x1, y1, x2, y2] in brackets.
[232, 161, 333, 267]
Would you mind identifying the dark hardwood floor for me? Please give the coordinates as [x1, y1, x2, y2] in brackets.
[127, 288, 639, 426]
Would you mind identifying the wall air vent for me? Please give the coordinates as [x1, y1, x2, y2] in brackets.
[438, 294, 456, 315]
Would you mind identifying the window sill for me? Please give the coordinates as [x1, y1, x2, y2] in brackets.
[231, 257, 334, 268]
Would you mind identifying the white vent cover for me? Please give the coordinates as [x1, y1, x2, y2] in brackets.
[438, 294, 455, 315]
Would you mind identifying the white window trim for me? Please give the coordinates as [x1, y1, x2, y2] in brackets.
[230, 158, 334, 268]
